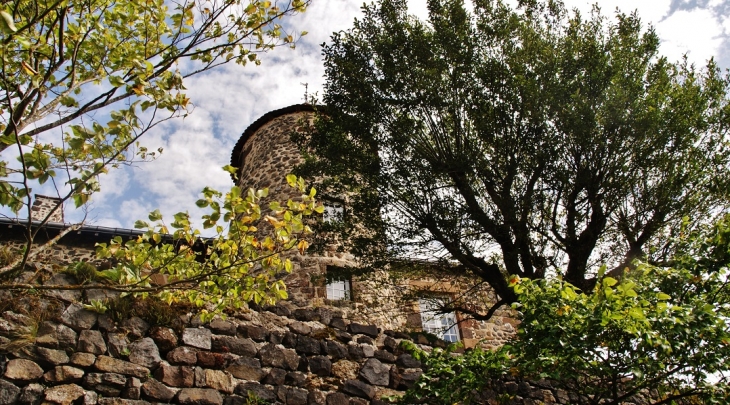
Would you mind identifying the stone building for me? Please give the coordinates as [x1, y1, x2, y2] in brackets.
[1, 104, 516, 350]
[229, 104, 516, 349]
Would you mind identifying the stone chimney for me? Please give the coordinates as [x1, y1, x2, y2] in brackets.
[31, 195, 64, 223]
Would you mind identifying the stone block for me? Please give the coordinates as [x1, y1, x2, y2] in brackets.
[84, 372, 128, 388]
[308, 390, 327, 405]
[209, 319, 236, 336]
[296, 335, 321, 355]
[95, 355, 150, 379]
[285, 371, 307, 387]
[358, 358, 390, 386]
[196, 351, 228, 369]
[122, 377, 142, 400]
[341, 380, 375, 400]
[177, 388, 223, 405]
[44, 365, 85, 383]
[395, 354, 420, 368]
[325, 392, 349, 405]
[167, 346, 197, 365]
[226, 357, 265, 381]
[149, 326, 178, 352]
[154, 364, 194, 388]
[70, 352, 96, 367]
[374, 350, 395, 363]
[200, 369, 234, 394]
[288, 321, 312, 336]
[355, 336, 373, 345]
[347, 323, 378, 338]
[237, 324, 269, 342]
[44, 383, 85, 405]
[0, 379, 20, 405]
[212, 335, 257, 357]
[4, 358, 43, 381]
[308, 355, 332, 377]
[282, 386, 308, 405]
[259, 343, 300, 371]
[106, 333, 129, 358]
[329, 318, 348, 331]
[347, 345, 364, 361]
[36, 347, 69, 365]
[293, 308, 320, 322]
[234, 382, 276, 403]
[45, 274, 82, 302]
[334, 329, 352, 344]
[323, 341, 348, 360]
[61, 303, 97, 331]
[263, 367, 286, 385]
[78, 330, 107, 355]
[120, 317, 149, 340]
[141, 378, 178, 402]
[128, 337, 161, 369]
[182, 328, 212, 350]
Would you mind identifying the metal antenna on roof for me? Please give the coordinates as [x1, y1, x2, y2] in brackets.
[301, 83, 309, 104]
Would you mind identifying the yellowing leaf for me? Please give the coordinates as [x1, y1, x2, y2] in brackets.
[20, 61, 38, 76]
[297, 239, 309, 254]
[0, 10, 17, 33]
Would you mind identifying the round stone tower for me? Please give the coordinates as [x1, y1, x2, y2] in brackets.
[229, 104, 518, 345]
[229, 104, 357, 307]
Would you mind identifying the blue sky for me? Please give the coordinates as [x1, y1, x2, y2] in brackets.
[10, 0, 730, 232]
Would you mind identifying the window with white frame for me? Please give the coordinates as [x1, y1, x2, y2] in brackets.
[326, 267, 351, 300]
[323, 200, 344, 223]
[418, 298, 460, 343]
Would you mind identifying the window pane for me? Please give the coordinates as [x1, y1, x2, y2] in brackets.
[326, 279, 350, 300]
[323, 201, 344, 223]
[419, 298, 460, 343]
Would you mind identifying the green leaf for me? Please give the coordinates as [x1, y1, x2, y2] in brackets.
[148, 209, 163, 222]
[134, 220, 150, 229]
[602, 277, 618, 287]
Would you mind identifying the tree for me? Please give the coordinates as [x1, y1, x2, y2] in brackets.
[1, 172, 323, 321]
[0, 0, 309, 272]
[296, 0, 730, 314]
[399, 215, 730, 405]
[0, 0, 315, 316]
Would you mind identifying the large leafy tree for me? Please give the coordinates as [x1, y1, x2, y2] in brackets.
[297, 0, 730, 313]
[0, 0, 308, 270]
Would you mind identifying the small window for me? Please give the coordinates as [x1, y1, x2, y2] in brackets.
[323, 200, 344, 223]
[325, 266, 351, 300]
[419, 298, 460, 343]
[326, 279, 351, 300]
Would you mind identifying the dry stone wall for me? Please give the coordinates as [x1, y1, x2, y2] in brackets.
[1, 293, 578, 405]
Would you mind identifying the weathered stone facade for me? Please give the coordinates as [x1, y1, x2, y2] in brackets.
[229, 104, 517, 349]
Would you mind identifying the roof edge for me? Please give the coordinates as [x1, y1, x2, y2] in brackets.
[229, 104, 324, 180]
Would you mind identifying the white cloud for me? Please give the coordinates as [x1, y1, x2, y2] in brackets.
[656, 8, 723, 65]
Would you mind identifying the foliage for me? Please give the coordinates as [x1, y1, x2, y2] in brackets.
[64, 261, 100, 284]
[296, 0, 730, 312]
[103, 294, 191, 329]
[0, 0, 309, 273]
[401, 215, 730, 405]
[3, 172, 324, 321]
[398, 339, 512, 405]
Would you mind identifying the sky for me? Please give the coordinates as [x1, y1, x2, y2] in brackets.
[15, 0, 730, 231]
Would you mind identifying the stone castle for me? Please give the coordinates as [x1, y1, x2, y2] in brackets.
[0, 105, 563, 405]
